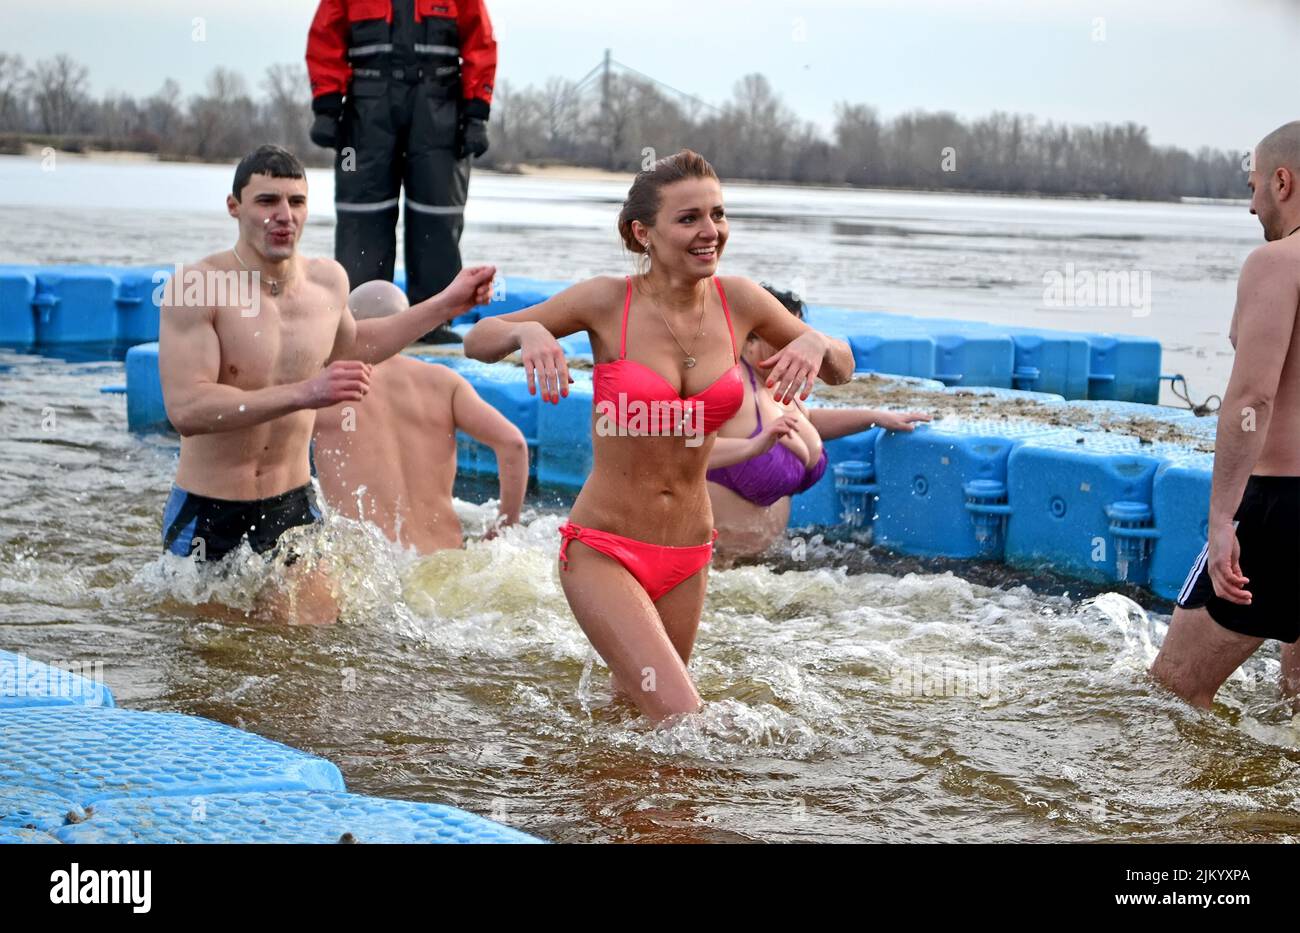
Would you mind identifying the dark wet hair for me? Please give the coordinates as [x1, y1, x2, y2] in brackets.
[761, 282, 806, 320]
[232, 144, 306, 201]
[617, 149, 720, 257]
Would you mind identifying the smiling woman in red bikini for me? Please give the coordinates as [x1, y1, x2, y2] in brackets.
[465, 150, 855, 722]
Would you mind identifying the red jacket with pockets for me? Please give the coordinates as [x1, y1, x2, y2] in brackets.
[306, 0, 496, 111]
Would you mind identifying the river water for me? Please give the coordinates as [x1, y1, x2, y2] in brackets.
[1, 154, 1294, 843]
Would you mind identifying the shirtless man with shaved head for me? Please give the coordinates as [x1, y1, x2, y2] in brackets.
[1150, 121, 1300, 708]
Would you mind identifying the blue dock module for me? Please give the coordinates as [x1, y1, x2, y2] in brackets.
[32, 267, 121, 345]
[0, 784, 87, 834]
[940, 385, 1066, 405]
[1005, 432, 1199, 586]
[0, 268, 38, 345]
[0, 707, 345, 806]
[1084, 334, 1162, 403]
[872, 419, 1077, 560]
[0, 650, 115, 710]
[1002, 327, 1092, 399]
[55, 790, 543, 844]
[1175, 414, 1218, 445]
[805, 306, 936, 380]
[125, 342, 171, 433]
[114, 265, 171, 345]
[930, 328, 1016, 388]
[537, 372, 594, 490]
[453, 360, 540, 479]
[788, 427, 881, 529]
[1061, 399, 1200, 426]
[846, 329, 937, 380]
[1149, 453, 1214, 602]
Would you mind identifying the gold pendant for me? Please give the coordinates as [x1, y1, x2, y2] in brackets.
[684, 356, 696, 368]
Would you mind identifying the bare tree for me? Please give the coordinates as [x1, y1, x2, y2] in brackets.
[188, 67, 258, 160]
[262, 63, 312, 158]
[0, 53, 27, 132]
[141, 79, 183, 148]
[0, 52, 1255, 199]
[27, 54, 90, 135]
[540, 76, 581, 157]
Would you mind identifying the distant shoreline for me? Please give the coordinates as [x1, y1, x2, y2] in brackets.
[2, 145, 1250, 207]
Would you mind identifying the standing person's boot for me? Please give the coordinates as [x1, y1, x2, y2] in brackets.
[420, 321, 463, 344]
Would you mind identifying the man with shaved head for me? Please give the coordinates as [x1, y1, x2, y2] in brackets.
[312, 281, 527, 554]
[1151, 121, 1300, 708]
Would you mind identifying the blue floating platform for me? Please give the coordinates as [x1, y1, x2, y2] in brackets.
[1003, 327, 1092, 399]
[0, 649, 114, 710]
[931, 329, 1016, 388]
[0, 784, 86, 833]
[452, 361, 540, 478]
[1005, 431, 1199, 585]
[1150, 453, 1215, 601]
[537, 373, 594, 490]
[1084, 334, 1162, 403]
[0, 268, 37, 344]
[873, 419, 1077, 559]
[1063, 399, 1200, 425]
[847, 331, 937, 379]
[54, 790, 543, 844]
[0, 827, 60, 844]
[31, 268, 120, 345]
[941, 385, 1066, 405]
[0, 707, 344, 806]
[788, 428, 881, 529]
[125, 342, 169, 432]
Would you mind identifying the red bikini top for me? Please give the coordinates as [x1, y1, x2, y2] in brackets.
[592, 276, 745, 436]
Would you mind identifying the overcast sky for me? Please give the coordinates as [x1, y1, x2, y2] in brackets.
[6, 0, 1297, 153]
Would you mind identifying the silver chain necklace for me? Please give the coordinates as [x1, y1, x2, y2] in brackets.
[655, 295, 708, 368]
[232, 246, 285, 296]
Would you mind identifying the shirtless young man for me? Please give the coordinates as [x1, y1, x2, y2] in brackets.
[1150, 121, 1300, 708]
[313, 280, 527, 554]
[158, 145, 494, 623]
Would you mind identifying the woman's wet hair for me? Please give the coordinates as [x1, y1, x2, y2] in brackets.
[760, 283, 806, 320]
[617, 149, 720, 262]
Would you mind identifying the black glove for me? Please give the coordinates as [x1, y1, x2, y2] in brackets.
[310, 93, 344, 149]
[457, 99, 490, 159]
[458, 118, 489, 159]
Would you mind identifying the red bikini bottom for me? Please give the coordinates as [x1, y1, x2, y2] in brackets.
[557, 520, 719, 602]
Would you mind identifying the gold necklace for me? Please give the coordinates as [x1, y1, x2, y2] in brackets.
[232, 246, 285, 296]
[655, 293, 708, 368]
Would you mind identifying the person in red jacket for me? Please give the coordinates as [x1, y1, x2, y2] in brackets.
[306, 0, 497, 343]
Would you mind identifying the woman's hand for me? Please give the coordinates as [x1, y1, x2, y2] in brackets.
[759, 331, 829, 403]
[874, 410, 932, 432]
[518, 322, 571, 403]
[750, 413, 799, 456]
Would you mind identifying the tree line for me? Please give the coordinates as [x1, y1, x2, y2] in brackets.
[0, 51, 1248, 200]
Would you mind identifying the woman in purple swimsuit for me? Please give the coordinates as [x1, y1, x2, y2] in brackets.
[706, 285, 931, 563]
